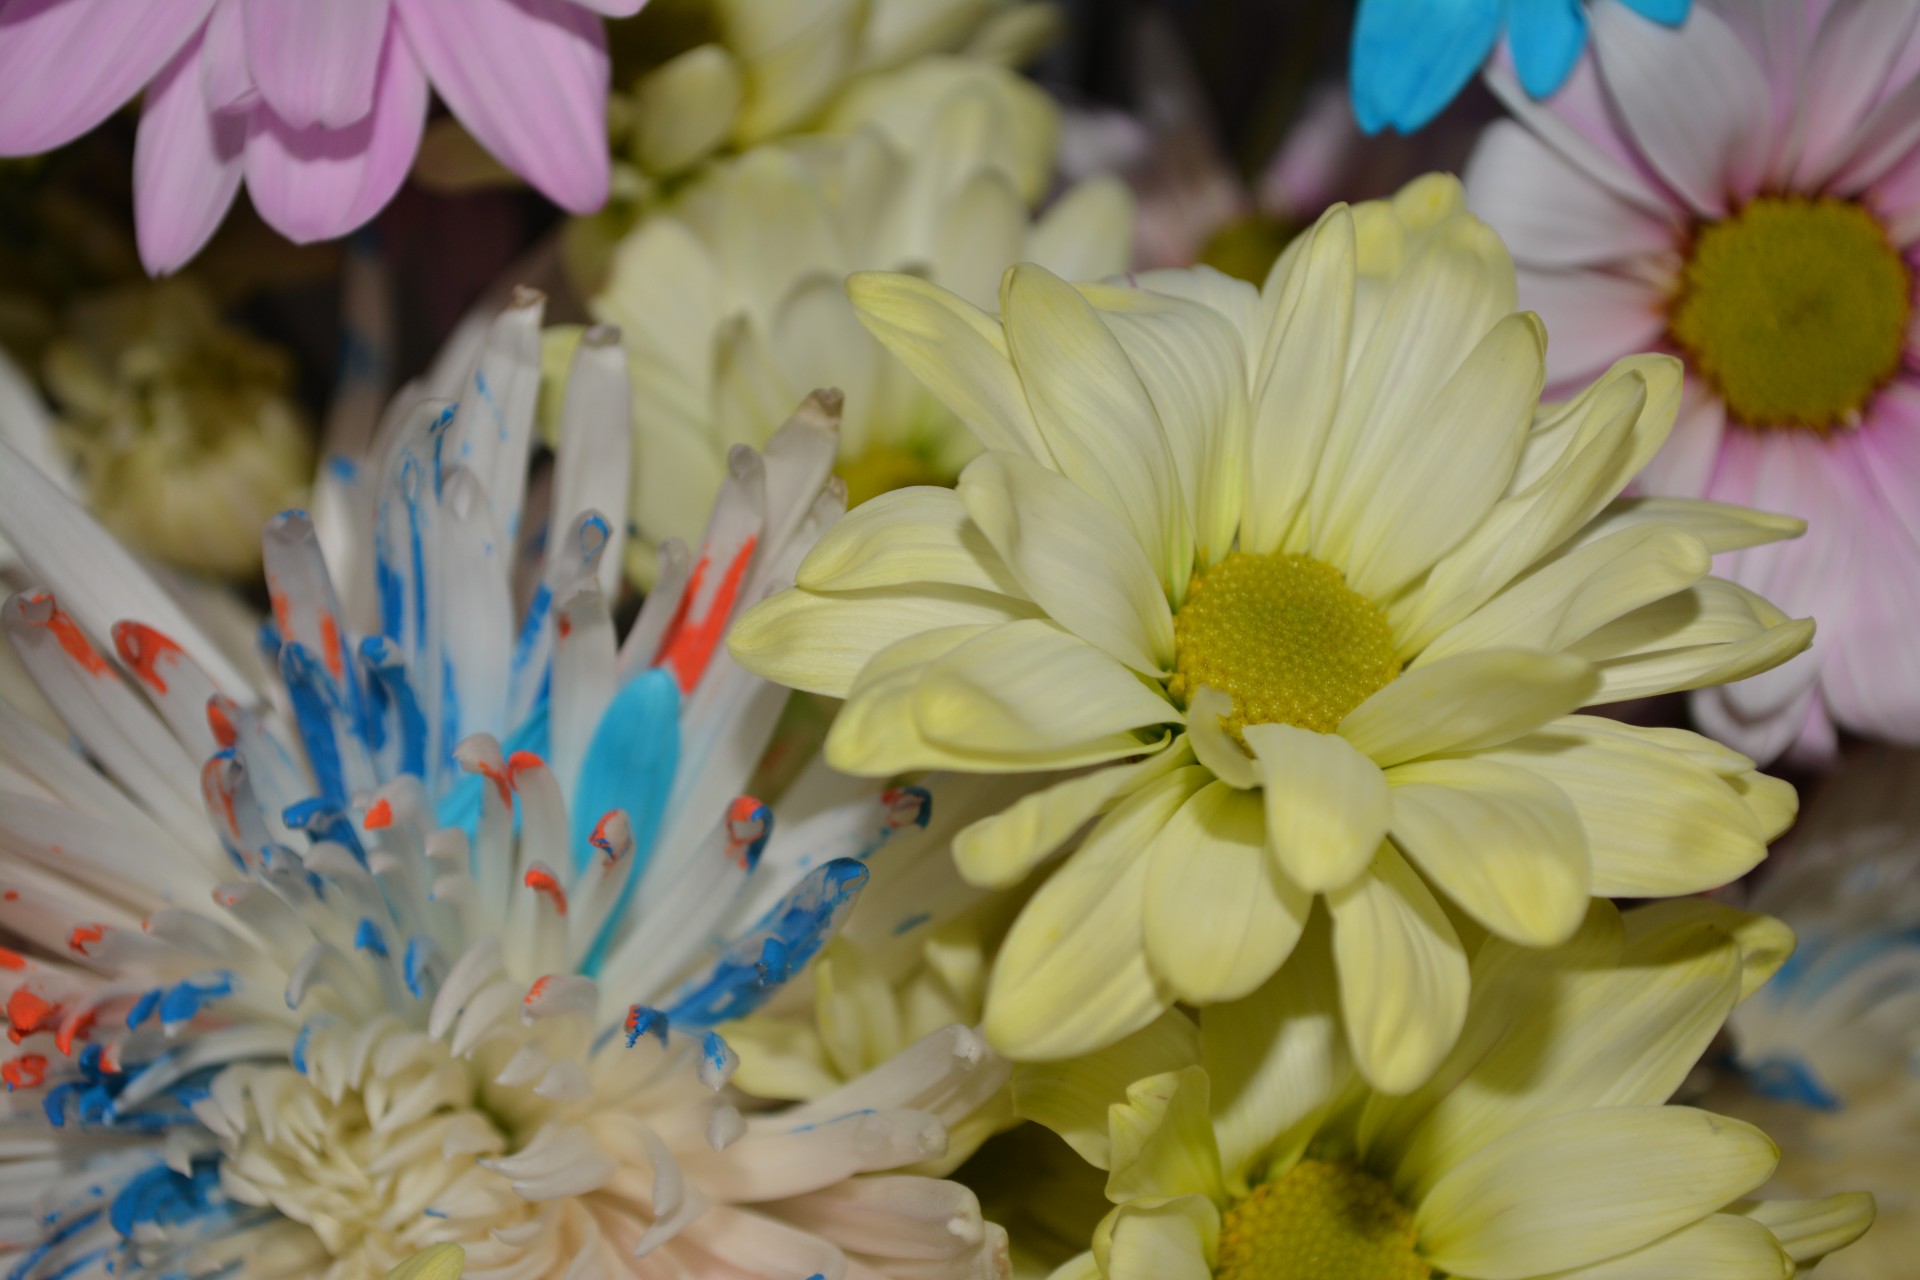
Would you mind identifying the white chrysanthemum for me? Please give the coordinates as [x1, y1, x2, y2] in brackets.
[1707, 749, 1920, 1280]
[591, 87, 1131, 581]
[0, 297, 1009, 1280]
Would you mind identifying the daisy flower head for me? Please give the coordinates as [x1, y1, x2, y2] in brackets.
[0, 0, 646, 275]
[1351, 0, 1689, 135]
[590, 95, 1131, 583]
[1467, 0, 1920, 764]
[1706, 749, 1920, 1280]
[1017, 898, 1874, 1280]
[731, 174, 1812, 1092]
[0, 297, 1012, 1279]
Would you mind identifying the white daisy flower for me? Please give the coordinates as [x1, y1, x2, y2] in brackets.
[0, 297, 1008, 1280]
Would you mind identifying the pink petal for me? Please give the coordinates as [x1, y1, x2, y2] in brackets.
[1691, 673, 1824, 768]
[1590, 0, 1769, 216]
[1483, 47, 1672, 218]
[199, 0, 257, 112]
[1466, 119, 1679, 270]
[1815, 441, 1920, 743]
[565, 0, 643, 13]
[394, 0, 610, 213]
[1515, 265, 1667, 391]
[134, 28, 244, 275]
[1637, 373, 1727, 499]
[242, 23, 426, 243]
[241, 0, 391, 129]
[0, 0, 214, 154]
[1789, 0, 1920, 190]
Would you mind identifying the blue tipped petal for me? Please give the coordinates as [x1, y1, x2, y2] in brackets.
[662, 858, 869, 1028]
[572, 668, 681, 974]
[1351, 0, 1502, 133]
[1620, 0, 1688, 23]
[1508, 0, 1587, 98]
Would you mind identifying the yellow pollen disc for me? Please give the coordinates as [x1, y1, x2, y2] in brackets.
[1215, 1160, 1430, 1280]
[1669, 195, 1912, 430]
[836, 444, 951, 508]
[1169, 552, 1399, 741]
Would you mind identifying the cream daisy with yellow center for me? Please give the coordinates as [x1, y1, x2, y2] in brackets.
[731, 175, 1814, 1092]
[1017, 900, 1874, 1280]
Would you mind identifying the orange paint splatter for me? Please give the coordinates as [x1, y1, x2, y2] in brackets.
[207, 698, 238, 748]
[22, 594, 109, 676]
[0, 950, 24, 972]
[202, 758, 239, 842]
[2, 1054, 47, 1090]
[113, 622, 183, 695]
[54, 1009, 95, 1056]
[364, 798, 394, 830]
[524, 868, 568, 916]
[507, 750, 546, 779]
[318, 612, 345, 681]
[3, 891, 17, 902]
[469, 760, 512, 806]
[655, 536, 758, 694]
[523, 976, 553, 1005]
[67, 925, 104, 957]
[6, 989, 60, 1041]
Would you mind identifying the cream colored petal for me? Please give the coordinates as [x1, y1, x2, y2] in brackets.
[811, 937, 905, 1079]
[1570, 496, 1806, 555]
[1186, 686, 1258, 789]
[1029, 174, 1135, 283]
[1046, 1253, 1102, 1280]
[1245, 721, 1390, 894]
[1337, 650, 1599, 769]
[709, 147, 843, 317]
[912, 620, 1177, 759]
[380, 1245, 465, 1280]
[1418, 524, 1711, 667]
[1334, 313, 1546, 600]
[1729, 770, 1795, 843]
[1372, 899, 1751, 1202]
[1415, 1106, 1778, 1280]
[959, 450, 1175, 674]
[930, 169, 1028, 313]
[1199, 915, 1351, 1191]
[594, 216, 723, 377]
[846, 271, 1052, 460]
[729, 585, 1036, 697]
[713, 314, 801, 448]
[1309, 216, 1517, 571]
[723, 0, 860, 141]
[1143, 782, 1311, 1004]
[1537, 1213, 1790, 1280]
[766, 273, 882, 455]
[796, 485, 1027, 597]
[1106, 1067, 1227, 1205]
[1396, 354, 1681, 654]
[1077, 282, 1248, 572]
[628, 44, 741, 174]
[1473, 717, 1769, 899]
[1568, 578, 1814, 704]
[1735, 1194, 1876, 1270]
[1620, 900, 1795, 1004]
[984, 767, 1208, 1060]
[1013, 1009, 1201, 1169]
[1327, 842, 1469, 1095]
[1242, 205, 1355, 556]
[953, 737, 1194, 890]
[1096, 1196, 1219, 1280]
[1386, 757, 1592, 947]
[1001, 264, 1192, 594]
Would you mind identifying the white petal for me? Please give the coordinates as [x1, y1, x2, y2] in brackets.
[1244, 721, 1389, 894]
[1337, 650, 1598, 769]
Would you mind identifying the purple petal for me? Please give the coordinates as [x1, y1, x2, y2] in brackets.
[394, 0, 611, 212]
[241, 0, 391, 129]
[242, 22, 426, 243]
[0, 0, 214, 153]
[566, 0, 644, 13]
[199, 0, 257, 112]
[135, 28, 245, 274]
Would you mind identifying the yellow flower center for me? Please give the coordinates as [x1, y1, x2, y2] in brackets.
[1169, 552, 1399, 740]
[837, 443, 952, 508]
[1669, 195, 1912, 430]
[1215, 1160, 1430, 1280]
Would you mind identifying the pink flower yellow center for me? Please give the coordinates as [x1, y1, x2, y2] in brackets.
[1168, 552, 1399, 741]
[1669, 195, 1912, 430]
[1215, 1159, 1430, 1280]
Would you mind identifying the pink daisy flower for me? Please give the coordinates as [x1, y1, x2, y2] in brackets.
[0, 0, 642, 274]
[1467, 0, 1920, 765]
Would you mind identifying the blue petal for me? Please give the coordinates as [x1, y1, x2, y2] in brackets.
[1351, 0, 1504, 133]
[1619, 0, 1689, 24]
[572, 668, 681, 974]
[1508, 0, 1587, 98]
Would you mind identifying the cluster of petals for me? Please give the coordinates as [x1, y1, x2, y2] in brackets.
[732, 175, 1810, 1095]
[0, 297, 1009, 1279]
[1022, 897, 1872, 1280]
[0, 0, 643, 274]
[1468, 0, 1920, 763]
